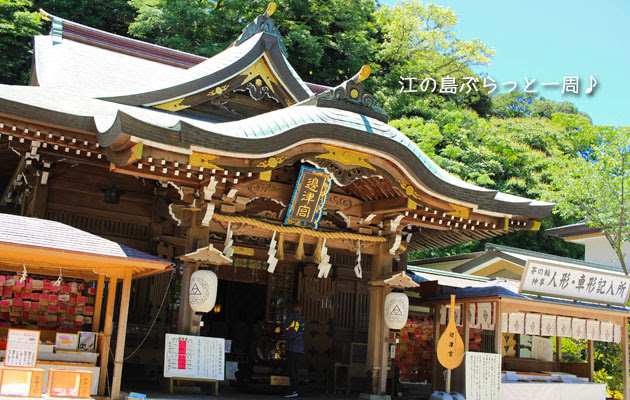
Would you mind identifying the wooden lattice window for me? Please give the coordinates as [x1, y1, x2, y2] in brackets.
[266, 264, 296, 324]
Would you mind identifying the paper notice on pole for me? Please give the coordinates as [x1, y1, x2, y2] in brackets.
[5, 329, 40, 368]
[164, 334, 225, 380]
[465, 352, 501, 400]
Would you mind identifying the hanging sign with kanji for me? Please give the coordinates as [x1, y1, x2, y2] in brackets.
[437, 295, 465, 370]
[519, 260, 630, 306]
[284, 166, 333, 230]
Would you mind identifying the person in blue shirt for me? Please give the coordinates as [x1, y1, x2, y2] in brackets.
[282, 300, 304, 397]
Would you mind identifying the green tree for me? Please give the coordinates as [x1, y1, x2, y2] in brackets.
[0, 0, 42, 85]
[128, 0, 378, 86]
[394, 106, 600, 260]
[546, 127, 630, 274]
[372, 0, 494, 119]
[35, 0, 135, 35]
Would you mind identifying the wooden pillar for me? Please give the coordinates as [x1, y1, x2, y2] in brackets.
[494, 301, 502, 358]
[463, 302, 469, 352]
[98, 277, 117, 396]
[432, 305, 440, 392]
[378, 290, 391, 395]
[111, 272, 132, 400]
[555, 336, 562, 362]
[27, 170, 49, 218]
[177, 218, 210, 335]
[587, 340, 594, 381]
[623, 317, 628, 400]
[93, 274, 105, 332]
[366, 244, 393, 395]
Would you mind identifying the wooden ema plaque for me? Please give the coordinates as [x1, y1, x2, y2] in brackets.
[437, 295, 465, 370]
[0, 367, 45, 397]
[46, 370, 92, 398]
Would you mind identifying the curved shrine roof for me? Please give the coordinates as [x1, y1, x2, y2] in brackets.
[0, 84, 553, 217]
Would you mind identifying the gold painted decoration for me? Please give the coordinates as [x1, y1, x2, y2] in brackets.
[153, 98, 190, 111]
[407, 199, 417, 210]
[398, 180, 422, 202]
[437, 295, 465, 370]
[257, 155, 287, 168]
[189, 152, 223, 170]
[206, 84, 229, 97]
[259, 170, 272, 181]
[446, 203, 470, 219]
[531, 221, 541, 231]
[316, 144, 375, 170]
[232, 246, 255, 256]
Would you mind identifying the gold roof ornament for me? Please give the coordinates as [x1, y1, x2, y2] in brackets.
[356, 65, 371, 82]
[301, 65, 388, 122]
[265, 2, 277, 17]
[233, 2, 287, 56]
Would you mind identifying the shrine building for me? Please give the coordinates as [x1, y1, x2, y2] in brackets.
[0, 4, 552, 398]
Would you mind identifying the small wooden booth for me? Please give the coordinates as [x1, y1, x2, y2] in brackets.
[406, 259, 630, 400]
[0, 213, 172, 399]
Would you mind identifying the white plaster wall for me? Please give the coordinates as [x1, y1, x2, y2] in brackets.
[584, 236, 630, 268]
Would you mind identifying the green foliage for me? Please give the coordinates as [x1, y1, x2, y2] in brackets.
[0, 0, 42, 85]
[372, 0, 494, 120]
[35, 0, 136, 35]
[545, 127, 630, 274]
[490, 92, 581, 120]
[593, 341, 623, 393]
[128, 0, 379, 86]
[397, 108, 601, 260]
[557, 337, 586, 363]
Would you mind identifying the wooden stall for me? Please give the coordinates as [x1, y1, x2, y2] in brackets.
[0, 213, 172, 399]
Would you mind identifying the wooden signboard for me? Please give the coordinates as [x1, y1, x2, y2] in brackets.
[163, 334, 224, 381]
[519, 259, 630, 306]
[5, 329, 40, 368]
[436, 295, 465, 370]
[284, 166, 332, 230]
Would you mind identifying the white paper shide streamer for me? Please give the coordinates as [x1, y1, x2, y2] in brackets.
[317, 238, 332, 278]
[267, 231, 279, 273]
[354, 240, 362, 279]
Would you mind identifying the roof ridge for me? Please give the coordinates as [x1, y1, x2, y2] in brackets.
[484, 243, 623, 273]
[38, 9, 331, 94]
[41, 10, 205, 68]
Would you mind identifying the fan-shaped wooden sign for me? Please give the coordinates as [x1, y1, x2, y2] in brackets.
[437, 295, 465, 369]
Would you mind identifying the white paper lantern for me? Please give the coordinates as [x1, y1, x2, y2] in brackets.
[189, 270, 218, 312]
[384, 292, 408, 330]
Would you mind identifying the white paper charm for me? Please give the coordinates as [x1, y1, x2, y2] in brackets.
[586, 320, 600, 341]
[557, 316, 571, 338]
[525, 313, 541, 336]
[508, 312, 525, 334]
[600, 321, 614, 343]
[478, 302, 494, 330]
[540, 315, 557, 337]
[572, 318, 586, 340]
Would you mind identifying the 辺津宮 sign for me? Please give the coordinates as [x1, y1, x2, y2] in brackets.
[284, 166, 332, 230]
[519, 260, 630, 306]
